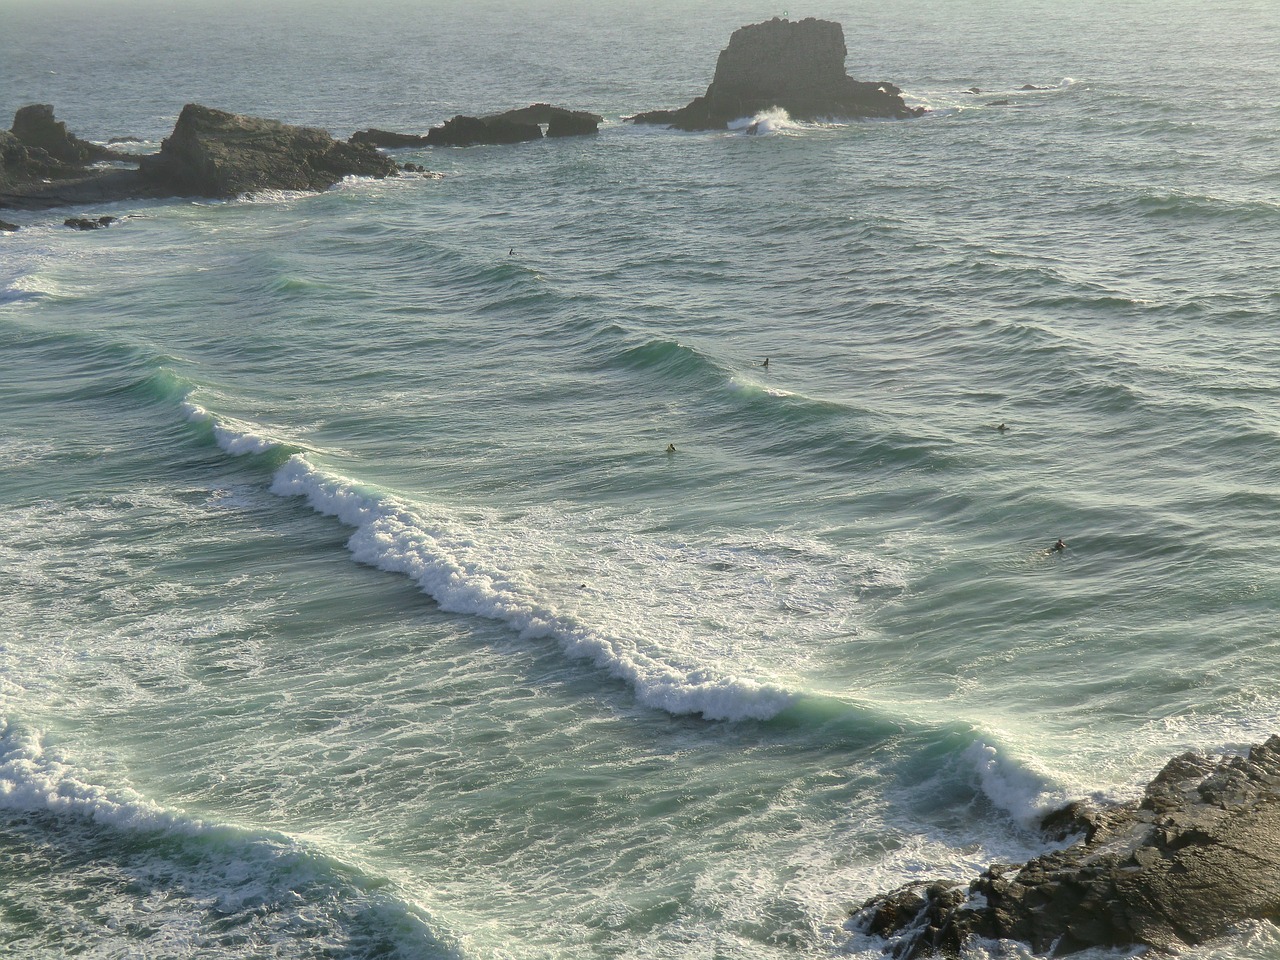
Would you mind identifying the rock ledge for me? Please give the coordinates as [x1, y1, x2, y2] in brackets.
[854, 736, 1280, 957]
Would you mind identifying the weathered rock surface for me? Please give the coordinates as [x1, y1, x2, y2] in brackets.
[422, 104, 601, 147]
[423, 114, 541, 147]
[64, 215, 117, 230]
[349, 128, 432, 148]
[632, 17, 923, 130]
[853, 736, 1280, 958]
[1, 105, 124, 198]
[486, 104, 601, 137]
[11, 104, 123, 165]
[0, 219, 19, 232]
[139, 104, 398, 196]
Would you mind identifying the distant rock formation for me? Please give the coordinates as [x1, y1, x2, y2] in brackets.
[11, 104, 122, 165]
[632, 17, 923, 130]
[139, 104, 398, 196]
[854, 736, 1280, 958]
[350, 128, 432, 148]
[487, 104, 601, 138]
[1, 106, 115, 196]
[422, 104, 601, 147]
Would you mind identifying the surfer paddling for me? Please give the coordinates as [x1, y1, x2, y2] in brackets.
[1053, 538, 1066, 552]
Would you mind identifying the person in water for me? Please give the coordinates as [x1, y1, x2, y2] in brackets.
[761, 357, 769, 368]
[1053, 538, 1066, 552]
[996, 422, 1008, 432]
[666, 443, 676, 453]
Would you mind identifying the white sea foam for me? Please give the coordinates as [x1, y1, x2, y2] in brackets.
[176, 393, 859, 721]
[962, 740, 1069, 829]
[269, 454, 796, 721]
[728, 106, 807, 136]
[0, 717, 199, 832]
[181, 398, 288, 455]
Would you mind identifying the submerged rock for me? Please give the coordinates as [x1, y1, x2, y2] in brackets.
[64, 215, 117, 230]
[853, 736, 1280, 957]
[633, 17, 923, 130]
[139, 104, 398, 197]
[0, 219, 19, 232]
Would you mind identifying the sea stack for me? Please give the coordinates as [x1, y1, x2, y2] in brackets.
[632, 17, 923, 130]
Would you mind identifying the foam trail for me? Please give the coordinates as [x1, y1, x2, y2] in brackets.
[0, 717, 201, 832]
[270, 455, 795, 721]
[181, 394, 795, 721]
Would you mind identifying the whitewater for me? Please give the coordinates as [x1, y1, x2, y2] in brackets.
[3, 0, 1280, 956]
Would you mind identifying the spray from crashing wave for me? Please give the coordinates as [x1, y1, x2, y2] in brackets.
[729, 106, 808, 136]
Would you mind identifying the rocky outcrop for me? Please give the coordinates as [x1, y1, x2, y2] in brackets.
[349, 128, 432, 148]
[11, 104, 122, 165]
[422, 104, 601, 147]
[632, 17, 923, 130]
[486, 104, 601, 137]
[854, 736, 1280, 957]
[139, 104, 398, 196]
[1, 105, 123, 196]
[64, 215, 117, 230]
[424, 114, 542, 147]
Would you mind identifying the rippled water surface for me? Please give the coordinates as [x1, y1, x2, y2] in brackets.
[3, 0, 1280, 956]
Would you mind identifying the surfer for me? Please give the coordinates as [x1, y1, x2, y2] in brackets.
[761, 357, 769, 368]
[508, 247, 514, 256]
[1053, 538, 1066, 552]
[996, 422, 1008, 432]
[666, 443, 676, 453]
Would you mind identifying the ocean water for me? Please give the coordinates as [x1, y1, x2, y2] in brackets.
[3, 0, 1280, 956]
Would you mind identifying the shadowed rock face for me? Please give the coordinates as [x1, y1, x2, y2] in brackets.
[11, 104, 119, 165]
[854, 736, 1280, 958]
[2, 106, 117, 195]
[422, 105, 601, 147]
[633, 17, 923, 130]
[349, 128, 432, 148]
[139, 104, 397, 196]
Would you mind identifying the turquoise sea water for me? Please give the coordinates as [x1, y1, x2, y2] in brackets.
[3, 0, 1280, 956]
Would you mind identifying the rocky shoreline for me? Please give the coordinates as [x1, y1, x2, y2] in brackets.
[853, 736, 1280, 957]
[0, 17, 924, 220]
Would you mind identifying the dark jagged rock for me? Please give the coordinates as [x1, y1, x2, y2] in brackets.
[0, 219, 18, 232]
[139, 104, 398, 197]
[424, 113, 543, 147]
[1, 129, 79, 189]
[349, 128, 432, 148]
[485, 104, 601, 137]
[853, 736, 1280, 958]
[11, 104, 122, 164]
[64, 215, 117, 230]
[632, 17, 923, 130]
[108, 135, 143, 144]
